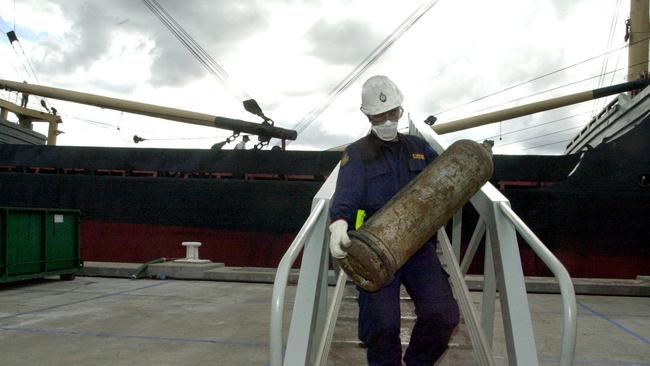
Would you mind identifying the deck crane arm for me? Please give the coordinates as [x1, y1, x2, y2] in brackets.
[0, 79, 297, 148]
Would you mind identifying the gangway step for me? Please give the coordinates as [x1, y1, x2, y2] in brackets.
[326, 284, 477, 365]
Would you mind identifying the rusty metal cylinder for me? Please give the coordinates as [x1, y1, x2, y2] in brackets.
[339, 139, 493, 292]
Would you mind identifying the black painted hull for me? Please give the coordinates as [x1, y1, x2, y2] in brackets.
[0, 120, 648, 278]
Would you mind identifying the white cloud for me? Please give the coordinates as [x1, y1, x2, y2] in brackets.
[0, 0, 636, 154]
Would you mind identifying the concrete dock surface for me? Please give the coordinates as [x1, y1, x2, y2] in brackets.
[1, 274, 649, 366]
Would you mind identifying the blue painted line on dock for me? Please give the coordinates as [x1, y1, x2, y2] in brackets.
[0, 281, 170, 321]
[578, 301, 650, 346]
[0, 326, 268, 348]
[19, 287, 180, 298]
[551, 358, 650, 365]
[495, 355, 650, 365]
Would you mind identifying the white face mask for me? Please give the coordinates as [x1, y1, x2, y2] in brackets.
[371, 120, 398, 141]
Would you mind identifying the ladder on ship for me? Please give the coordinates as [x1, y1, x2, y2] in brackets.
[270, 117, 578, 366]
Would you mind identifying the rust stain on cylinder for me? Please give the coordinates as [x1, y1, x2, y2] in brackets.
[339, 139, 493, 292]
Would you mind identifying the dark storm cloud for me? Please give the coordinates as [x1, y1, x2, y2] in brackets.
[33, 0, 270, 89]
[306, 19, 382, 65]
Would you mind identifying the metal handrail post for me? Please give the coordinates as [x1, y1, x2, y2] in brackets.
[270, 162, 340, 366]
[452, 209, 463, 260]
[460, 218, 486, 275]
[410, 117, 539, 365]
[438, 229, 497, 365]
[481, 230, 497, 347]
[315, 268, 349, 366]
[499, 202, 577, 366]
[270, 199, 327, 366]
[283, 200, 330, 365]
[486, 198, 539, 365]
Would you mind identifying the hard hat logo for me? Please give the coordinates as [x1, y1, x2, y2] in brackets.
[360, 75, 404, 116]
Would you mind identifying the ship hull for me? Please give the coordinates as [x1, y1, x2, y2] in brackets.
[1, 120, 648, 278]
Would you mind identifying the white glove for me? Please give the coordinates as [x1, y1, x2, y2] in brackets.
[329, 220, 351, 259]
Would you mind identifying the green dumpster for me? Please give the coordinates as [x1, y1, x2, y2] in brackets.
[0, 207, 81, 283]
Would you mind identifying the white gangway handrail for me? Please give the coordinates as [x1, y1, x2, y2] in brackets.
[271, 117, 578, 365]
[499, 202, 577, 366]
[410, 116, 577, 365]
[270, 199, 327, 366]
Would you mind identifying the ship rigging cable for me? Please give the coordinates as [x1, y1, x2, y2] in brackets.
[477, 111, 592, 142]
[469, 58, 649, 116]
[3, 12, 55, 115]
[591, 0, 623, 116]
[434, 36, 649, 117]
[141, 0, 251, 102]
[596, 0, 623, 90]
[494, 124, 588, 149]
[522, 138, 574, 151]
[288, 0, 440, 143]
[0, 24, 25, 84]
[5, 31, 37, 84]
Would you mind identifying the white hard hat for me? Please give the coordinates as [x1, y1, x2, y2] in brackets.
[360, 75, 404, 115]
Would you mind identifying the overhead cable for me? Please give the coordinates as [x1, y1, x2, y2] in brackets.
[522, 138, 574, 151]
[591, 0, 623, 116]
[476, 110, 592, 142]
[141, 0, 251, 101]
[468, 59, 649, 115]
[130, 135, 224, 141]
[5, 31, 35, 82]
[596, 0, 622, 90]
[4, 21, 51, 112]
[434, 36, 649, 116]
[14, 39, 40, 84]
[494, 123, 587, 149]
[289, 0, 440, 141]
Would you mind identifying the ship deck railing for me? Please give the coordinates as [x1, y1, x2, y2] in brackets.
[269, 118, 577, 366]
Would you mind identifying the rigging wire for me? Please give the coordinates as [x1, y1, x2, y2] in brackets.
[62, 113, 159, 135]
[476, 110, 592, 142]
[64, 112, 227, 142]
[608, 45, 624, 86]
[6, 38, 33, 82]
[141, 0, 251, 101]
[3, 10, 53, 113]
[52, 114, 142, 144]
[433, 36, 649, 116]
[3, 9, 41, 85]
[288, 0, 440, 142]
[64, 115, 122, 130]
[591, 0, 623, 116]
[466, 58, 649, 115]
[493, 123, 588, 149]
[596, 0, 622, 89]
[13, 40, 40, 84]
[0, 46, 27, 87]
[521, 138, 574, 151]
[132, 135, 225, 141]
[0, 22, 26, 81]
[448, 57, 646, 149]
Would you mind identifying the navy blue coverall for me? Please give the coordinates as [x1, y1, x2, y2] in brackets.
[330, 133, 459, 366]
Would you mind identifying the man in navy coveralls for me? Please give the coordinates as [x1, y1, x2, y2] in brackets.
[328, 75, 459, 366]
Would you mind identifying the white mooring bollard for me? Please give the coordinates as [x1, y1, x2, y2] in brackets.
[174, 241, 211, 263]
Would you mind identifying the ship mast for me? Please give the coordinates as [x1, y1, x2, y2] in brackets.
[627, 0, 650, 84]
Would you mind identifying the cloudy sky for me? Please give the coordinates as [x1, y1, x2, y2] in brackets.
[0, 0, 634, 154]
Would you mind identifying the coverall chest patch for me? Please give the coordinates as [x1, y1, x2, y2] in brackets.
[341, 152, 350, 167]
